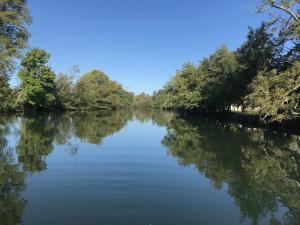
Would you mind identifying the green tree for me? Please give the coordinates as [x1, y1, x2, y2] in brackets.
[168, 63, 201, 111]
[154, 47, 240, 113]
[245, 61, 300, 122]
[0, 76, 11, 111]
[0, 0, 31, 112]
[134, 92, 153, 109]
[199, 46, 240, 111]
[153, 63, 201, 111]
[0, 0, 31, 78]
[73, 70, 133, 109]
[55, 73, 74, 109]
[153, 83, 175, 110]
[55, 65, 81, 109]
[235, 24, 279, 104]
[18, 48, 56, 109]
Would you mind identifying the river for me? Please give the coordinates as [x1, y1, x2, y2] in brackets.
[0, 110, 299, 225]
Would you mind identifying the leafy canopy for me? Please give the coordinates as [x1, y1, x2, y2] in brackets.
[18, 48, 56, 109]
[0, 0, 31, 78]
[73, 70, 133, 109]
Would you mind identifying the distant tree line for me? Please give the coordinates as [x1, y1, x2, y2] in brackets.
[153, 0, 300, 122]
[133, 92, 153, 109]
[55, 65, 134, 110]
[3, 47, 134, 111]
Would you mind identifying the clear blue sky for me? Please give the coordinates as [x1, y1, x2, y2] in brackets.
[20, 0, 267, 94]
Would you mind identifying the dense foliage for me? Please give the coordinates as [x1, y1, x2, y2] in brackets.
[0, 0, 31, 111]
[18, 48, 56, 109]
[54, 70, 134, 110]
[72, 70, 133, 110]
[246, 61, 300, 121]
[154, 20, 300, 122]
[133, 93, 153, 109]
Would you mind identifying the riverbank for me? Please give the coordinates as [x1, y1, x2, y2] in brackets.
[2, 108, 300, 134]
[178, 111, 300, 135]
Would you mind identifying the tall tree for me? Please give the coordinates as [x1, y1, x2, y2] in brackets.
[199, 46, 240, 111]
[18, 48, 56, 109]
[0, 0, 31, 111]
[55, 73, 74, 109]
[167, 63, 201, 111]
[235, 23, 279, 107]
[73, 70, 133, 109]
[0, 0, 31, 77]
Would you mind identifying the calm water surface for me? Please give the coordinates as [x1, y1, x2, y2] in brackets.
[0, 110, 299, 225]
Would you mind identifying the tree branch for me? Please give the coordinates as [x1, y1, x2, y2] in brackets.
[269, 0, 300, 22]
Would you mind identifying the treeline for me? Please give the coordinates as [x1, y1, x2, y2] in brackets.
[2, 48, 134, 111]
[55, 66, 134, 110]
[0, 0, 134, 112]
[153, 1, 300, 122]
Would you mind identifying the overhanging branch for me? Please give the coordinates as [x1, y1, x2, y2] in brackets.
[269, 0, 300, 22]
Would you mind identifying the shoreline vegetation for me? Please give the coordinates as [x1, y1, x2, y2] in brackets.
[1, 1, 300, 130]
[181, 111, 300, 135]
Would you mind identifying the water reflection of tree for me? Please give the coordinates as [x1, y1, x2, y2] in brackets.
[3, 110, 300, 225]
[53, 113, 73, 145]
[16, 114, 55, 172]
[0, 118, 26, 225]
[161, 118, 300, 225]
[0, 110, 136, 225]
[134, 110, 174, 127]
[71, 110, 133, 144]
